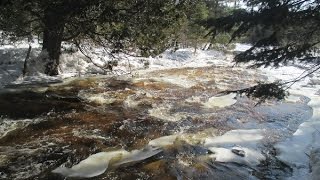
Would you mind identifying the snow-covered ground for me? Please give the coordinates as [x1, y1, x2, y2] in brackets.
[0, 41, 226, 88]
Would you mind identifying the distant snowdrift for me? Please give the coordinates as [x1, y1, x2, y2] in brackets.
[0, 41, 227, 88]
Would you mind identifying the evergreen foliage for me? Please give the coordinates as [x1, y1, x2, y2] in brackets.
[0, 0, 191, 75]
[171, 0, 209, 50]
[207, 0, 320, 67]
[207, 0, 320, 101]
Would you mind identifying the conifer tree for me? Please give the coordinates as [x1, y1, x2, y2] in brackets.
[206, 0, 320, 100]
[0, 0, 190, 75]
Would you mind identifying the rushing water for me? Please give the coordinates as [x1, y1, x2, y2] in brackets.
[0, 65, 313, 179]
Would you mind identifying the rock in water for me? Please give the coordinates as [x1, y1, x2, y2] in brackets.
[231, 148, 246, 157]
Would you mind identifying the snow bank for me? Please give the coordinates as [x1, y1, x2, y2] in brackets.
[0, 42, 229, 89]
[208, 147, 265, 166]
[113, 146, 162, 166]
[53, 134, 183, 178]
[260, 64, 320, 179]
[275, 88, 320, 179]
[52, 150, 127, 178]
[53, 146, 162, 178]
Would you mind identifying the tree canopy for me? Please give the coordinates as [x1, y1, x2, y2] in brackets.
[0, 0, 194, 75]
[206, 0, 320, 100]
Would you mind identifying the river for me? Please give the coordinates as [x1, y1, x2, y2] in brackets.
[0, 51, 319, 179]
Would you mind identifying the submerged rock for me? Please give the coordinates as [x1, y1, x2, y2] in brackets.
[311, 148, 320, 180]
[232, 148, 246, 157]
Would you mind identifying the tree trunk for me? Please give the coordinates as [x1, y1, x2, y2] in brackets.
[42, 9, 65, 76]
[22, 45, 32, 77]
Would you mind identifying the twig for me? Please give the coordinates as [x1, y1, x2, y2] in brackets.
[74, 40, 110, 74]
[283, 63, 320, 90]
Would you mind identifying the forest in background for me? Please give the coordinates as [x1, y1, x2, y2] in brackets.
[0, 0, 319, 99]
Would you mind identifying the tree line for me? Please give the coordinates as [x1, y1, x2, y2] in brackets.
[0, 0, 232, 75]
[0, 0, 319, 99]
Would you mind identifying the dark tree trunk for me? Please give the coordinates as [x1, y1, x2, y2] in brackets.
[42, 9, 65, 76]
[22, 45, 32, 77]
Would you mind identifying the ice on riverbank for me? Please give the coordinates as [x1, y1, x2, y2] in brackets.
[204, 129, 266, 166]
[53, 146, 162, 178]
[260, 65, 320, 179]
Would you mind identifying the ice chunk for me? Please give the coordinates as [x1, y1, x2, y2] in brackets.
[209, 147, 265, 166]
[148, 135, 178, 147]
[53, 147, 162, 178]
[52, 150, 128, 178]
[114, 146, 162, 166]
[205, 129, 265, 166]
[203, 93, 237, 108]
[204, 129, 264, 148]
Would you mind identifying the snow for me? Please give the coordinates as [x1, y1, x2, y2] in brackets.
[52, 149, 128, 178]
[1, 41, 320, 179]
[203, 93, 237, 108]
[113, 146, 162, 166]
[208, 146, 265, 166]
[259, 65, 320, 179]
[53, 134, 181, 178]
[233, 43, 252, 52]
[205, 129, 266, 166]
[0, 41, 226, 88]
[53, 146, 162, 178]
[198, 62, 319, 179]
[274, 88, 320, 179]
[204, 129, 264, 147]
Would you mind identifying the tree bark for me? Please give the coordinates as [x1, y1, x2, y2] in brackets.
[42, 8, 65, 76]
[22, 45, 32, 77]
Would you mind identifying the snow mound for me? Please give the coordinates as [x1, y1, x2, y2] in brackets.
[204, 129, 266, 166]
[53, 146, 161, 178]
[52, 150, 127, 178]
[209, 146, 265, 166]
[233, 43, 252, 52]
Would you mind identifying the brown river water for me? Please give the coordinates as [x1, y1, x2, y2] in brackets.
[0, 65, 311, 179]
